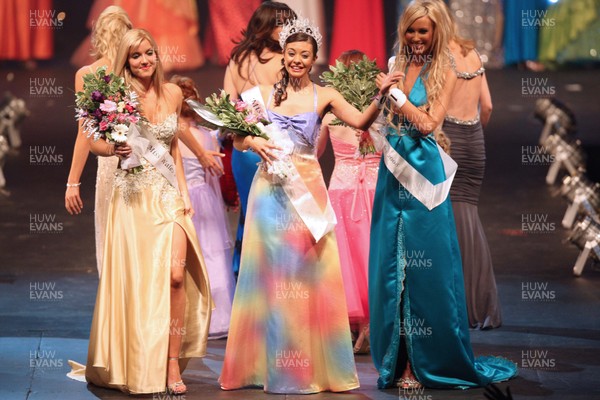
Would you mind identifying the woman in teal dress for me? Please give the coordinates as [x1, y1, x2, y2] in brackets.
[369, 0, 517, 390]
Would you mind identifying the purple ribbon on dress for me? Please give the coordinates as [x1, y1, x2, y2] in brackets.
[268, 113, 313, 146]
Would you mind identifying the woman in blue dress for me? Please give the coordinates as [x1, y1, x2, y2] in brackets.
[369, 0, 517, 390]
[504, 0, 548, 69]
[223, 2, 297, 276]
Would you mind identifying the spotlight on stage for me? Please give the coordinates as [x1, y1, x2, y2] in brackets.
[543, 134, 586, 185]
[0, 135, 9, 190]
[0, 92, 30, 149]
[0, 92, 30, 195]
[568, 216, 600, 276]
[560, 175, 600, 228]
[535, 98, 576, 145]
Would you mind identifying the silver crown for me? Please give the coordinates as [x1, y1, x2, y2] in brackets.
[278, 17, 323, 50]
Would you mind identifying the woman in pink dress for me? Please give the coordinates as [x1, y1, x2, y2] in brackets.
[317, 50, 382, 353]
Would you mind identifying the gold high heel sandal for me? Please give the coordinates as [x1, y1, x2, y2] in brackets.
[401, 377, 422, 389]
[166, 357, 187, 395]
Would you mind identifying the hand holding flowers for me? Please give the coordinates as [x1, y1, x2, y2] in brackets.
[187, 90, 293, 180]
[75, 66, 144, 171]
[320, 56, 381, 157]
[186, 90, 270, 140]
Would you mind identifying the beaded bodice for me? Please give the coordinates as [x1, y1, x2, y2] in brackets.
[113, 113, 180, 205]
[142, 113, 178, 150]
[449, 48, 485, 80]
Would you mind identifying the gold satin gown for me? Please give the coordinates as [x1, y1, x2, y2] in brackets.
[85, 113, 212, 394]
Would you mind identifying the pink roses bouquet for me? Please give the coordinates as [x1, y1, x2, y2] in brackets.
[74, 66, 143, 143]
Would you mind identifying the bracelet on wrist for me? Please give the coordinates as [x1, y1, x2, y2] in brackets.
[66, 182, 81, 187]
[388, 88, 407, 109]
[373, 93, 386, 110]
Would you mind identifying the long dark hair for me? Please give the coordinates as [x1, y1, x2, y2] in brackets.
[273, 32, 318, 107]
[229, 1, 296, 78]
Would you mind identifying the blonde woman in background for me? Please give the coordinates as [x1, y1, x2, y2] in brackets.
[65, 6, 132, 276]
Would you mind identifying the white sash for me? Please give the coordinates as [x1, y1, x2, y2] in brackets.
[369, 126, 457, 211]
[121, 124, 179, 191]
[241, 86, 337, 242]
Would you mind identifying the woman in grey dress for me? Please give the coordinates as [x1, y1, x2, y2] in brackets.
[443, 14, 502, 329]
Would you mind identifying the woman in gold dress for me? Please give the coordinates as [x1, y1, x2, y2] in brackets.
[84, 28, 211, 395]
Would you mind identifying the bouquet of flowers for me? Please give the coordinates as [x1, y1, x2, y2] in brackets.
[186, 90, 270, 140]
[187, 91, 297, 180]
[320, 56, 380, 156]
[75, 66, 145, 170]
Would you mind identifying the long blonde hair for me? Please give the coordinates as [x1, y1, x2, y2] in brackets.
[391, 0, 452, 119]
[112, 29, 165, 100]
[90, 6, 132, 62]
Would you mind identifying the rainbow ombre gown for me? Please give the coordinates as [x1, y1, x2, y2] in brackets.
[219, 87, 359, 394]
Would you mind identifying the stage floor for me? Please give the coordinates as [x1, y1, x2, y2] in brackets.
[0, 64, 599, 400]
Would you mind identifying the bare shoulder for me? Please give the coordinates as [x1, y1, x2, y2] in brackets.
[227, 58, 241, 76]
[465, 47, 481, 64]
[75, 61, 103, 89]
[74, 67, 87, 89]
[162, 83, 183, 112]
[316, 85, 339, 101]
[163, 82, 183, 99]
[75, 62, 97, 79]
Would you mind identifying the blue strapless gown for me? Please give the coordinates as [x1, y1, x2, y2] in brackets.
[368, 75, 517, 389]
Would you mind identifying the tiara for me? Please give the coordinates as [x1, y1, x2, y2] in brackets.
[278, 17, 323, 50]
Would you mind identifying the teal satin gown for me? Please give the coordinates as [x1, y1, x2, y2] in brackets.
[368, 73, 517, 389]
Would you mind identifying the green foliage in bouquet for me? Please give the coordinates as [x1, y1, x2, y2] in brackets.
[75, 66, 126, 113]
[320, 56, 380, 126]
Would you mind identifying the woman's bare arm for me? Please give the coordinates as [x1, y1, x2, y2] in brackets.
[479, 74, 493, 128]
[395, 68, 457, 134]
[327, 71, 403, 130]
[65, 67, 92, 215]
